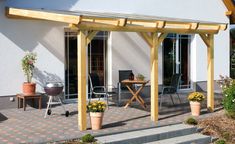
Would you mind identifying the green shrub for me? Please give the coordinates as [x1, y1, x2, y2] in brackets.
[81, 134, 95, 143]
[185, 117, 198, 125]
[217, 75, 235, 119]
[215, 139, 226, 144]
[222, 84, 235, 119]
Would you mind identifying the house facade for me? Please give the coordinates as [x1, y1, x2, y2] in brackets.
[0, 0, 230, 98]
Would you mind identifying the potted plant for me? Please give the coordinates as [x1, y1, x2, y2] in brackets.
[87, 101, 106, 130]
[136, 73, 145, 81]
[188, 92, 205, 116]
[21, 52, 37, 95]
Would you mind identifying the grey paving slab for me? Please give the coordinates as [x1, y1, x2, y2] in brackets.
[146, 133, 211, 144]
[0, 93, 223, 143]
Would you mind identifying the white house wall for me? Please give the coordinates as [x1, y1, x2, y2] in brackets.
[191, 30, 230, 82]
[110, 32, 162, 86]
[0, 1, 66, 96]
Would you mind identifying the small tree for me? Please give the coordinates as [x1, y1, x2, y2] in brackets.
[21, 52, 37, 83]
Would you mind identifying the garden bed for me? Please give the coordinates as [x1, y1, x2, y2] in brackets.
[198, 110, 235, 144]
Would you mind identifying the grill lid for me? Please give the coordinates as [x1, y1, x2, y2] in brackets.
[44, 82, 64, 88]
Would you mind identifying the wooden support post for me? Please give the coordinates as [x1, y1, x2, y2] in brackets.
[151, 33, 158, 122]
[77, 30, 87, 131]
[207, 34, 214, 112]
[150, 32, 168, 122]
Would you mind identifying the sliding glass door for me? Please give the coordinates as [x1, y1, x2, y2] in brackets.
[163, 34, 191, 89]
[64, 31, 108, 99]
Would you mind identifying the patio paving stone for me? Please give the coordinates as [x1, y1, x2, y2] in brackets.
[0, 93, 223, 143]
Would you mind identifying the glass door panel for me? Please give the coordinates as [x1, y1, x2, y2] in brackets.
[88, 31, 108, 98]
[163, 34, 191, 89]
[65, 32, 78, 99]
[64, 31, 108, 99]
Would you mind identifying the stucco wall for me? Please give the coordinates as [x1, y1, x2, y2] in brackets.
[110, 32, 162, 86]
[0, 1, 66, 96]
[192, 30, 230, 83]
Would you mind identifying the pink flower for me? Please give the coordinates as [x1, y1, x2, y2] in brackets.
[28, 60, 33, 65]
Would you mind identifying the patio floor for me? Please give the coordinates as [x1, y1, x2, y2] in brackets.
[0, 93, 223, 144]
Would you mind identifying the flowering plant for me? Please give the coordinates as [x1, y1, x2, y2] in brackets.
[21, 52, 37, 83]
[218, 75, 235, 118]
[188, 92, 205, 102]
[217, 75, 233, 91]
[87, 101, 106, 112]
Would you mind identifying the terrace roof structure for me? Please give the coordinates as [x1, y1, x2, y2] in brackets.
[6, 7, 227, 131]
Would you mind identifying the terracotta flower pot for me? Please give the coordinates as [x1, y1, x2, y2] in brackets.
[90, 112, 104, 130]
[22, 82, 36, 95]
[190, 101, 201, 116]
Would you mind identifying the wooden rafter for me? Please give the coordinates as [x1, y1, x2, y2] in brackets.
[226, 10, 233, 16]
[117, 18, 127, 26]
[6, 7, 227, 34]
[6, 7, 81, 24]
[223, 0, 235, 23]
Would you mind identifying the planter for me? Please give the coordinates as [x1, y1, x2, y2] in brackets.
[90, 112, 104, 130]
[190, 101, 201, 116]
[22, 82, 36, 95]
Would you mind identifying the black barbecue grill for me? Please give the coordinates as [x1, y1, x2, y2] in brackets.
[44, 82, 69, 118]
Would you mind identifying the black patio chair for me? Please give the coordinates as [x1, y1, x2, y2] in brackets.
[159, 73, 182, 109]
[88, 73, 116, 108]
[117, 70, 136, 106]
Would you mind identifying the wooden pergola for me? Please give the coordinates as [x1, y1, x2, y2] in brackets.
[6, 7, 227, 131]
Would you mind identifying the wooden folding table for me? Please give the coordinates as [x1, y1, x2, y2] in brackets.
[121, 79, 149, 109]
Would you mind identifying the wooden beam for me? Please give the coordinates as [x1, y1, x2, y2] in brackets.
[223, 0, 235, 11]
[199, 34, 210, 47]
[223, 0, 235, 23]
[86, 31, 98, 45]
[6, 7, 81, 24]
[78, 22, 220, 34]
[190, 23, 199, 30]
[157, 21, 166, 28]
[226, 11, 233, 16]
[77, 30, 87, 131]
[139, 32, 153, 47]
[207, 34, 214, 112]
[117, 18, 127, 26]
[69, 24, 79, 30]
